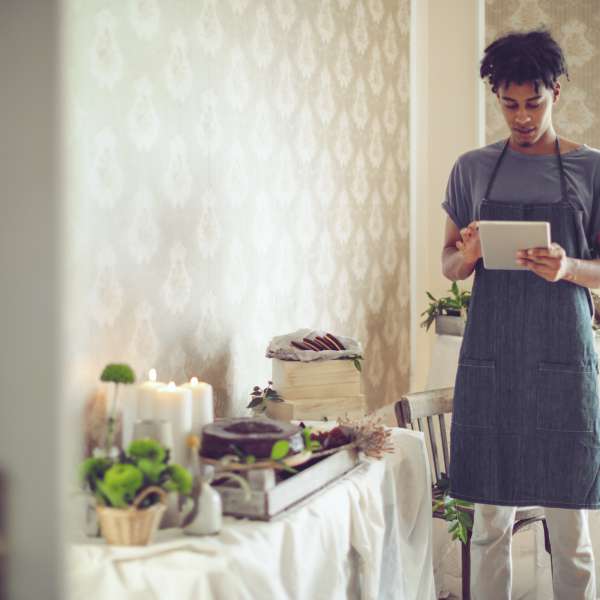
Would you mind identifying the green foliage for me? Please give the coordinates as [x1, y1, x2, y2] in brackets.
[270, 440, 290, 461]
[432, 473, 474, 545]
[100, 363, 136, 384]
[79, 437, 192, 509]
[99, 464, 144, 508]
[137, 458, 166, 484]
[302, 427, 321, 452]
[79, 457, 112, 493]
[246, 381, 282, 410]
[352, 357, 363, 372]
[420, 282, 471, 332]
[128, 438, 166, 463]
[165, 464, 193, 495]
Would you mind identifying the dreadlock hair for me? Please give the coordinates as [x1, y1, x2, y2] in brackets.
[480, 28, 569, 94]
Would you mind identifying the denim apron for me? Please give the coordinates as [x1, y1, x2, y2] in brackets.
[449, 138, 600, 508]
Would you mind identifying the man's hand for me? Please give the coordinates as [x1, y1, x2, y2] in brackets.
[456, 221, 482, 264]
[516, 243, 571, 282]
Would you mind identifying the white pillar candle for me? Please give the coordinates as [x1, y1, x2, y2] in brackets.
[181, 377, 214, 435]
[136, 368, 164, 421]
[154, 381, 192, 466]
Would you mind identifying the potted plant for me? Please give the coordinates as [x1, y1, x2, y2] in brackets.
[420, 282, 471, 336]
[79, 438, 192, 545]
[99, 363, 136, 454]
[246, 381, 283, 415]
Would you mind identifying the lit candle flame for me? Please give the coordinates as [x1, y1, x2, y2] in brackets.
[190, 376, 199, 385]
[149, 368, 157, 382]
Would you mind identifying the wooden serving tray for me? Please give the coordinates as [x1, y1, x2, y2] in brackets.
[212, 447, 361, 520]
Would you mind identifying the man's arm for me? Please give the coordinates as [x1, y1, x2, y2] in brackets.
[517, 245, 600, 288]
[563, 258, 600, 288]
[442, 216, 479, 281]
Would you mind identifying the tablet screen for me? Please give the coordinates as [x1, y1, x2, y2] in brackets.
[478, 220, 551, 270]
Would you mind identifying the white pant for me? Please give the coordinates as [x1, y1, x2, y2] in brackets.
[470, 503, 596, 600]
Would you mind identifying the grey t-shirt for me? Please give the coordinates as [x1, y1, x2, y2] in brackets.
[442, 140, 600, 255]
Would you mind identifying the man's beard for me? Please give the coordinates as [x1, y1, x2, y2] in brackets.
[517, 140, 533, 147]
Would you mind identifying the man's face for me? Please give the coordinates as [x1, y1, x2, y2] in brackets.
[496, 81, 558, 147]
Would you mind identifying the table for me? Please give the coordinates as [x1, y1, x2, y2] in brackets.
[69, 428, 436, 600]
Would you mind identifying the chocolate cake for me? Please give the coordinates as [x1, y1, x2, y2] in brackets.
[200, 417, 304, 460]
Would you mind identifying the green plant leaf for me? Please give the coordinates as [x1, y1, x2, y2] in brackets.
[457, 524, 468, 544]
[247, 395, 264, 409]
[453, 499, 474, 508]
[353, 358, 362, 372]
[302, 427, 312, 450]
[271, 440, 290, 461]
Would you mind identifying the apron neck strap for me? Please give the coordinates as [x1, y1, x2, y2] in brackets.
[484, 138, 510, 199]
[555, 137, 569, 203]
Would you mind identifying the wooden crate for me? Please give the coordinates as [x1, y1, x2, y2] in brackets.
[213, 447, 361, 520]
[277, 381, 362, 400]
[265, 395, 366, 422]
[272, 358, 361, 388]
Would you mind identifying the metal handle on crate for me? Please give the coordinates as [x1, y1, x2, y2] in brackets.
[132, 485, 168, 509]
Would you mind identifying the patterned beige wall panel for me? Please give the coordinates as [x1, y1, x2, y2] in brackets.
[485, 0, 599, 146]
[63, 0, 410, 438]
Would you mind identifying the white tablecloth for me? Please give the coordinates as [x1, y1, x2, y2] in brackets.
[69, 428, 435, 600]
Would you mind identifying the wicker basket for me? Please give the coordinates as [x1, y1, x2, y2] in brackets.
[96, 486, 167, 546]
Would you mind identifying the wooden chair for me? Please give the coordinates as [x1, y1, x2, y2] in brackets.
[394, 387, 552, 600]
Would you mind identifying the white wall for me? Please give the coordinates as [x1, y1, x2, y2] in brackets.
[411, 0, 483, 390]
[0, 2, 65, 599]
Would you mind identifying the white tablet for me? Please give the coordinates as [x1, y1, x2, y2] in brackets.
[478, 220, 551, 270]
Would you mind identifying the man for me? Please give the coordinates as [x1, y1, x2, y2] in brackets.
[442, 29, 600, 599]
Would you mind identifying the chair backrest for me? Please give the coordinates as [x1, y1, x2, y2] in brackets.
[395, 387, 453, 487]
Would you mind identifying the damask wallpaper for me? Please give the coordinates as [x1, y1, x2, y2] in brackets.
[485, 0, 599, 146]
[62, 0, 411, 440]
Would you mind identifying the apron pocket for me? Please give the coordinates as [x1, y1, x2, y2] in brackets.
[536, 361, 599, 433]
[452, 358, 496, 428]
